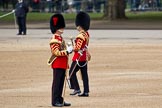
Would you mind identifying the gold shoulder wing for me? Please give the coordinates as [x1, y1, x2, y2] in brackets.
[76, 34, 85, 41]
[49, 39, 61, 45]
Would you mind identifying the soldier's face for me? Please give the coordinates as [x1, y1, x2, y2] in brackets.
[77, 26, 83, 31]
[57, 28, 64, 34]
[76, 26, 80, 31]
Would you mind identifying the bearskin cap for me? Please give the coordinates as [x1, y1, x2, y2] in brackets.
[50, 14, 65, 34]
[75, 12, 90, 31]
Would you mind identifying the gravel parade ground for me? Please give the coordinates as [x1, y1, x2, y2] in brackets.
[0, 29, 162, 108]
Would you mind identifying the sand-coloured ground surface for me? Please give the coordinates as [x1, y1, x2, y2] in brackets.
[0, 29, 162, 108]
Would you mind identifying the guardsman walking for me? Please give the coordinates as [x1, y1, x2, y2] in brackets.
[49, 13, 73, 107]
[69, 12, 91, 97]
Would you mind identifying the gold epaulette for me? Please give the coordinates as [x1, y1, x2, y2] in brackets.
[49, 38, 61, 45]
[76, 33, 85, 41]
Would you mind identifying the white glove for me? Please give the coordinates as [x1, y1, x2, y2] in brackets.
[12, 10, 15, 13]
[67, 46, 73, 54]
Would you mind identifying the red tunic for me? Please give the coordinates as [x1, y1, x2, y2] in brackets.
[72, 30, 90, 61]
[50, 34, 68, 69]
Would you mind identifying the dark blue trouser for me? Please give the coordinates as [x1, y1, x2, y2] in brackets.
[52, 68, 65, 105]
[69, 61, 89, 93]
[17, 17, 26, 34]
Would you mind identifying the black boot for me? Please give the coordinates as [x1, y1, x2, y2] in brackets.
[78, 93, 89, 97]
[52, 102, 63, 107]
[70, 90, 81, 95]
[64, 102, 71, 106]
[17, 33, 22, 35]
